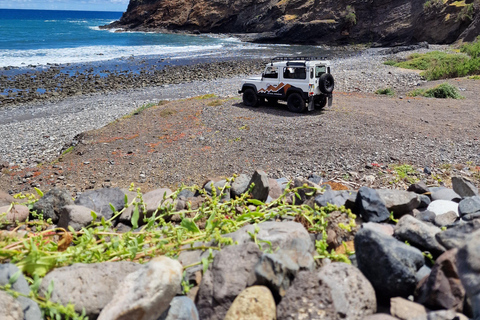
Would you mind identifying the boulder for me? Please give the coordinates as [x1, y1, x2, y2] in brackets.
[456, 229, 480, 319]
[394, 215, 446, 258]
[431, 188, 461, 202]
[195, 242, 263, 320]
[74, 187, 125, 220]
[32, 188, 74, 223]
[98, 257, 183, 320]
[433, 211, 458, 227]
[0, 290, 24, 320]
[354, 187, 390, 222]
[276, 271, 336, 320]
[223, 286, 276, 320]
[415, 249, 465, 311]
[158, 296, 199, 320]
[231, 173, 251, 198]
[355, 228, 424, 302]
[376, 189, 420, 217]
[458, 196, 480, 220]
[452, 176, 479, 198]
[436, 219, 480, 250]
[39, 261, 141, 318]
[427, 200, 459, 217]
[0, 263, 42, 320]
[57, 205, 95, 231]
[317, 262, 377, 319]
[0, 204, 29, 225]
[314, 189, 357, 208]
[248, 170, 270, 202]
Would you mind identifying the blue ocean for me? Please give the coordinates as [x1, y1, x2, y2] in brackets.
[0, 8, 279, 68]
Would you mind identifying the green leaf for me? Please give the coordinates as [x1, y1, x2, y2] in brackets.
[34, 187, 44, 197]
[236, 211, 264, 222]
[201, 257, 209, 273]
[247, 199, 265, 206]
[205, 212, 217, 232]
[124, 194, 128, 206]
[131, 204, 140, 230]
[109, 203, 116, 214]
[16, 240, 56, 277]
[180, 218, 200, 233]
[8, 270, 21, 285]
[90, 211, 97, 221]
[46, 280, 55, 299]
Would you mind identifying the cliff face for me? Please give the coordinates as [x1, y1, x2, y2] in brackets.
[109, 0, 480, 45]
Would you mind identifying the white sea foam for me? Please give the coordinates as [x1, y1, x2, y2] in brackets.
[0, 44, 232, 67]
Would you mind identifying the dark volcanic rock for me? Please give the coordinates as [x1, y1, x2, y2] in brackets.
[74, 187, 125, 220]
[458, 196, 480, 220]
[32, 188, 74, 223]
[452, 176, 479, 198]
[354, 186, 390, 222]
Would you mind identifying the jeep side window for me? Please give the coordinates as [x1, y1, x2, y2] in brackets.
[315, 66, 326, 77]
[263, 66, 278, 79]
[283, 67, 306, 79]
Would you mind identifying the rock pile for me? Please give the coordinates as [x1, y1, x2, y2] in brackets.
[1, 170, 480, 319]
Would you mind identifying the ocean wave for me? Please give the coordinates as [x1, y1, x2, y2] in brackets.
[0, 44, 230, 67]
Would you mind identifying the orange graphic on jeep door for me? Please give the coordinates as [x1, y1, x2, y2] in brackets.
[258, 83, 291, 94]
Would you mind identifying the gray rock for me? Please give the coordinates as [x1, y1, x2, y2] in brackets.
[248, 170, 269, 202]
[415, 249, 465, 312]
[0, 189, 15, 206]
[355, 228, 424, 302]
[158, 296, 199, 320]
[416, 265, 431, 282]
[292, 177, 321, 205]
[307, 174, 323, 185]
[178, 189, 195, 199]
[431, 188, 461, 202]
[407, 181, 429, 194]
[436, 219, 480, 250]
[74, 187, 125, 220]
[363, 314, 398, 320]
[0, 290, 24, 320]
[377, 189, 420, 217]
[57, 205, 94, 231]
[394, 215, 446, 257]
[0, 264, 41, 320]
[418, 194, 431, 209]
[390, 297, 427, 320]
[98, 257, 183, 320]
[425, 309, 469, 320]
[314, 189, 357, 208]
[276, 178, 289, 193]
[457, 229, 480, 319]
[458, 196, 480, 220]
[452, 176, 479, 198]
[142, 188, 173, 217]
[268, 178, 283, 201]
[32, 188, 74, 223]
[354, 187, 390, 222]
[361, 222, 395, 236]
[276, 271, 336, 320]
[318, 263, 377, 319]
[0, 205, 29, 225]
[427, 200, 459, 216]
[195, 242, 263, 320]
[434, 210, 458, 227]
[230, 173, 250, 198]
[40, 261, 141, 318]
[254, 238, 315, 300]
[416, 210, 436, 223]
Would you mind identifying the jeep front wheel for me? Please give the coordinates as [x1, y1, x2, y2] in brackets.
[319, 73, 335, 94]
[243, 88, 259, 107]
[287, 93, 306, 113]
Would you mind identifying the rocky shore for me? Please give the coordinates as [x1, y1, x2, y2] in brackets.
[1, 169, 480, 319]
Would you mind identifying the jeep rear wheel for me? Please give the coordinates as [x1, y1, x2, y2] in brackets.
[319, 73, 335, 94]
[287, 93, 306, 113]
[243, 88, 259, 107]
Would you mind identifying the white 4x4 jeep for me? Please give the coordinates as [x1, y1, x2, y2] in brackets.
[239, 57, 334, 113]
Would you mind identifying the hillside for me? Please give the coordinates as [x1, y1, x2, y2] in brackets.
[106, 0, 480, 46]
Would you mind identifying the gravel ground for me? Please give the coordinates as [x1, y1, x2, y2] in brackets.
[0, 44, 461, 171]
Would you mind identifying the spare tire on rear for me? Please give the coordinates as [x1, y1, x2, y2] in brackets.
[319, 73, 335, 94]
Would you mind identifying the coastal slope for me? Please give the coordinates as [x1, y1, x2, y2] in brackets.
[106, 0, 480, 46]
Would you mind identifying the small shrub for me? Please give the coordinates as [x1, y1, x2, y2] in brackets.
[408, 83, 464, 99]
[384, 60, 398, 66]
[461, 37, 480, 58]
[375, 88, 395, 96]
[159, 108, 177, 117]
[345, 5, 357, 25]
[457, 3, 475, 22]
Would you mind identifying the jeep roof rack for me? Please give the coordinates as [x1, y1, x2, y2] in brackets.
[270, 56, 328, 63]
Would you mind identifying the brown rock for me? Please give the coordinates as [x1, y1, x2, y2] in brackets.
[0, 204, 29, 225]
[224, 285, 276, 320]
[390, 297, 427, 320]
[0, 190, 14, 206]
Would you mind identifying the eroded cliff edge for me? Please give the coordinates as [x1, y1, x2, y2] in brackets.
[106, 0, 480, 46]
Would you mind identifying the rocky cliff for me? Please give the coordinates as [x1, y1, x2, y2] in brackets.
[107, 0, 480, 46]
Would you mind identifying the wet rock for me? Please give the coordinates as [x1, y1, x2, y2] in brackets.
[376, 189, 420, 217]
[57, 205, 95, 231]
[158, 296, 199, 320]
[223, 286, 276, 320]
[458, 196, 480, 220]
[415, 249, 465, 311]
[39, 261, 141, 318]
[452, 176, 479, 198]
[195, 242, 263, 320]
[74, 187, 125, 220]
[427, 200, 459, 217]
[354, 187, 390, 222]
[355, 228, 424, 302]
[436, 219, 480, 250]
[394, 214, 446, 258]
[248, 170, 269, 202]
[98, 257, 182, 320]
[32, 188, 74, 223]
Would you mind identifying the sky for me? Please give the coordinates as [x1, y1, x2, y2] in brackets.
[0, 0, 129, 12]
